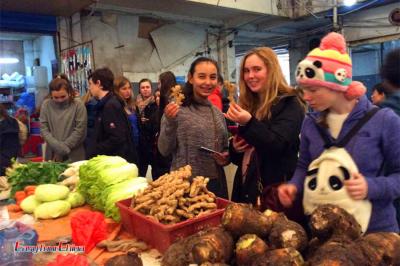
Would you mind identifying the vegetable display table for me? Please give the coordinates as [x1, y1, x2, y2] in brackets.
[9, 205, 162, 265]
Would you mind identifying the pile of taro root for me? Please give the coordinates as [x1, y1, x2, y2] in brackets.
[161, 203, 400, 266]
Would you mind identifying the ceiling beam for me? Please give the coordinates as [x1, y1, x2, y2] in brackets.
[185, 0, 285, 17]
[93, 3, 224, 26]
[0, 0, 94, 17]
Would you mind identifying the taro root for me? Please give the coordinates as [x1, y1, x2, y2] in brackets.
[268, 216, 308, 252]
[306, 238, 365, 266]
[191, 227, 234, 264]
[356, 232, 400, 266]
[235, 234, 269, 266]
[309, 204, 362, 241]
[200, 263, 230, 266]
[251, 247, 304, 266]
[162, 227, 233, 266]
[105, 252, 143, 266]
[222, 203, 274, 238]
[304, 237, 324, 260]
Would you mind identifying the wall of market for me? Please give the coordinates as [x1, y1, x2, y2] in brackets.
[57, 3, 399, 87]
[59, 12, 236, 85]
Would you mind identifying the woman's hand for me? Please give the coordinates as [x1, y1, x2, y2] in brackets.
[164, 102, 180, 119]
[278, 184, 297, 208]
[213, 151, 230, 166]
[344, 172, 368, 200]
[232, 135, 250, 153]
[225, 102, 252, 125]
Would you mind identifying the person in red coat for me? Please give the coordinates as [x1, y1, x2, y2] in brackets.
[208, 74, 223, 111]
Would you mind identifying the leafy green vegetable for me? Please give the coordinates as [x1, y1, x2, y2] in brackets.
[34, 200, 71, 219]
[102, 177, 148, 221]
[8, 161, 68, 196]
[78, 155, 145, 220]
[35, 184, 70, 202]
[20, 195, 42, 214]
[66, 191, 85, 208]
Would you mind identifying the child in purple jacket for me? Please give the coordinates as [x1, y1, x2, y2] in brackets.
[278, 32, 400, 233]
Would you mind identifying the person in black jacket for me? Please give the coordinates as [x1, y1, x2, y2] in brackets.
[86, 67, 137, 164]
[136, 78, 158, 177]
[149, 71, 176, 180]
[225, 47, 305, 209]
[0, 104, 20, 175]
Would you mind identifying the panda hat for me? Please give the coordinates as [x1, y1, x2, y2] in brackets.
[296, 32, 366, 100]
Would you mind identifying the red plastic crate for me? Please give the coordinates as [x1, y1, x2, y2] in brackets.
[116, 197, 230, 253]
[28, 157, 43, 162]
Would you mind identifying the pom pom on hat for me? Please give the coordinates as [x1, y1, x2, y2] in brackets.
[345, 81, 366, 100]
[320, 32, 347, 54]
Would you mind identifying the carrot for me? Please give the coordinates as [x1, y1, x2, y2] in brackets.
[26, 190, 35, 196]
[15, 191, 27, 202]
[24, 185, 36, 194]
[7, 204, 21, 212]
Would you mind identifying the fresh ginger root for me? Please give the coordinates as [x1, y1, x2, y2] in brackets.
[224, 81, 236, 103]
[130, 165, 217, 224]
[170, 85, 185, 105]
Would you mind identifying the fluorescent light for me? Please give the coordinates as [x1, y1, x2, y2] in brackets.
[343, 0, 357, 6]
[0, 58, 19, 64]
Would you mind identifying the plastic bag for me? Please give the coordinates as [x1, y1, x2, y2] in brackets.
[16, 93, 36, 114]
[46, 254, 89, 266]
[70, 210, 107, 253]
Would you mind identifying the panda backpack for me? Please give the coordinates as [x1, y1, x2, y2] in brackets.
[303, 107, 379, 234]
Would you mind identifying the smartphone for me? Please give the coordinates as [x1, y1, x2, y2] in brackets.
[199, 146, 220, 154]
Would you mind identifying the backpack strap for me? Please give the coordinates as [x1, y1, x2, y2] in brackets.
[314, 123, 334, 148]
[315, 107, 380, 148]
[336, 107, 379, 147]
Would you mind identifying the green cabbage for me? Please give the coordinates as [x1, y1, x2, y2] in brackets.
[34, 200, 71, 219]
[20, 195, 42, 214]
[102, 177, 148, 221]
[66, 192, 85, 208]
[77, 155, 142, 217]
[35, 184, 70, 202]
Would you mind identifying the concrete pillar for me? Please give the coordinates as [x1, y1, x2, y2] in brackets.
[217, 32, 236, 82]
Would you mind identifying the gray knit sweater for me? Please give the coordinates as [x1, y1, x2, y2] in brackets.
[40, 98, 87, 162]
[158, 101, 228, 180]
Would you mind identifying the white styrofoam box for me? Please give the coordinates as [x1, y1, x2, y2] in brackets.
[2, 73, 11, 81]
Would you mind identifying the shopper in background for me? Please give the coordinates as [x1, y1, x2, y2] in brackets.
[149, 71, 178, 180]
[0, 104, 20, 175]
[136, 78, 158, 177]
[87, 67, 137, 163]
[158, 57, 229, 199]
[155, 89, 161, 107]
[370, 83, 386, 106]
[158, 71, 177, 121]
[114, 76, 140, 150]
[379, 48, 400, 116]
[278, 32, 400, 233]
[81, 90, 98, 156]
[379, 48, 400, 229]
[225, 47, 305, 209]
[208, 74, 223, 111]
[40, 77, 87, 162]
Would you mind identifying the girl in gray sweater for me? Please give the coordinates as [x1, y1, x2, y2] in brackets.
[158, 57, 229, 199]
[40, 77, 87, 162]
